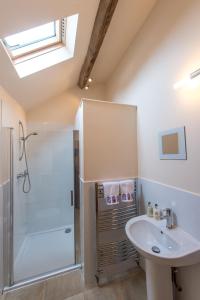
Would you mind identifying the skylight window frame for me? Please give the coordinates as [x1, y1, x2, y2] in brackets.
[3, 20, 62, 60]
[0, 13, 79, 78]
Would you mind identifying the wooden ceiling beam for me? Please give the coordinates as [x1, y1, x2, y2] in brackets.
[78, 0, 118, 89]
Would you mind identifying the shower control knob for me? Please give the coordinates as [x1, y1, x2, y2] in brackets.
[17, 173, 25, 179]
[17, 170, 28, 179]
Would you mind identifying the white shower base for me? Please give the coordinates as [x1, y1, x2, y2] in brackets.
[14, 225, 75, 282]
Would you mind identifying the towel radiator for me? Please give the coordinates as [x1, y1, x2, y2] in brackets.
[95, 181, 139, 284]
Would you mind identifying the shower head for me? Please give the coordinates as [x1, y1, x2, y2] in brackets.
[21, 132, 38, 141]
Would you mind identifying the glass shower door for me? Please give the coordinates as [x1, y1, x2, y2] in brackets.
[13, 124, 75, 282]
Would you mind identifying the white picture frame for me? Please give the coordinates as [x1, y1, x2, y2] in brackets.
[159, 127, 187, 160]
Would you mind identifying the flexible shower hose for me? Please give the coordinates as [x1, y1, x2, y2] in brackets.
[19, 121, 31, 193]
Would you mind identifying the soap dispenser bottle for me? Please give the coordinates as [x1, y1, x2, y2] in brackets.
[153, 204, 160, 220]
[147, 202, 153, 217]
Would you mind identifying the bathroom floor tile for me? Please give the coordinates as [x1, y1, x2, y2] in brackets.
[4, 282, 45, 300]
[64, 293, 84, 300]
[44, 270, 83, 300]
[65, 269, 147, 300]
[3, 269, 146, 300]
[118, 271, 147, 300]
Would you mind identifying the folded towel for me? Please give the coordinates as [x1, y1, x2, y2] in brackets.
[103, 181, 120, 205]
[120, 179, 135, 202]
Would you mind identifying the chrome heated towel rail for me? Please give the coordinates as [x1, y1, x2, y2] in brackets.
[95, 181, 139, 284]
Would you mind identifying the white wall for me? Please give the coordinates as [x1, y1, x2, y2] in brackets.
[0, 86, 27, 260]
[79, 99, 138, 181]
[105, 0, 200, 299]
[106, 0, 200, 195]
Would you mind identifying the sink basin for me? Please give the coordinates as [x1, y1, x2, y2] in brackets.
[125, 215, 200, 267]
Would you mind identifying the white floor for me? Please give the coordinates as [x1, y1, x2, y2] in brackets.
[14, 225, 75, 282]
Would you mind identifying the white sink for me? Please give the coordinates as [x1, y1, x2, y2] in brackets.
[125, 215, 200, 300]
[125, 215, 200, 267]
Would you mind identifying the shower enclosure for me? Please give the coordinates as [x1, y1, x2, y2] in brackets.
[0, 122, 80, 290]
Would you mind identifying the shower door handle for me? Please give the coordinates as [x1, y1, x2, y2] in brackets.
[70, 190, 74, 206]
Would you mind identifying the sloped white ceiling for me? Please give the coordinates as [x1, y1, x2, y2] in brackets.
[0, 0, 157, 110]
[0, 0, 100, 110]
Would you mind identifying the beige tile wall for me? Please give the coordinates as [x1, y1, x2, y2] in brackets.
[3, 269, 83, 300]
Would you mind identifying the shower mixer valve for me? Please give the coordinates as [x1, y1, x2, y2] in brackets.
[17, 170, 28, 180]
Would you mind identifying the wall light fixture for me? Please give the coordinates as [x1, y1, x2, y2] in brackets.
[174, 67, 200, 90]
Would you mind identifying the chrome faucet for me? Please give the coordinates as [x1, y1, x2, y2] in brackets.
[162, 208, 173, 229]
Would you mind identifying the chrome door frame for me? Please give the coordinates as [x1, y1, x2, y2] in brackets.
[3, 128, 14, 287]
[73, 130, 81, 265]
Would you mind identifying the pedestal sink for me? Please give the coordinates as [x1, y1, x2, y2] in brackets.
[125, 215, 200, 300]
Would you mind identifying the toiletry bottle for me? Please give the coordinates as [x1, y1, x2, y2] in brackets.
[147, 202, 153, 217]
[153, 204, 160, 220]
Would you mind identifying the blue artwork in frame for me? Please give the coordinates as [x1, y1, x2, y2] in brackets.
[159, 127, 187, 160]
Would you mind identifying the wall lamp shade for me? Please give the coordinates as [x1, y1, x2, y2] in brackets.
[190, 68, 200, 79]
[174, 67, 200, 89]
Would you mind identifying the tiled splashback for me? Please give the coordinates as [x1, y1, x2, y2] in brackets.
[138, 177, 200, 300]
[138, 178, 200, 241]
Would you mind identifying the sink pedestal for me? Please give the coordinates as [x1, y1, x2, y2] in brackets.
[126, 215, 200, 300]
[145, 259, 173, 300]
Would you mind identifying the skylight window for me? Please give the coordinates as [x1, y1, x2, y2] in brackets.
[0, 14, 79, 78]
[5, 22, 56, 49]
[3, 21, 61, 59]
